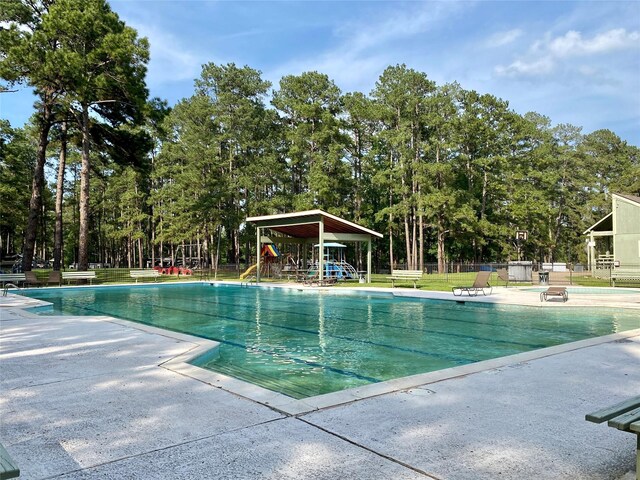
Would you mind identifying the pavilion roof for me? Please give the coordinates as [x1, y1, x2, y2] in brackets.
[246, 210, 383, 239]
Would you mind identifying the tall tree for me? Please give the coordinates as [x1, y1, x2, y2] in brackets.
[0, 0, 61, 271]
[371, 64, 436, 270]
[44, 0, 149, 270]
[195, 63, 274, 264]
[272, 71, 351, 215]
[0, 121, 35, 262]
[421, 83, 474, 272]
[51, 120, 69, 270]
[153, 94, 222, 268]
[454, 90, 518, 262]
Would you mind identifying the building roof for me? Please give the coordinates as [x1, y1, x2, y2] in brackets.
[615, 193, 640, 206]
[246, 210, 383, 239]
[583, 193, 640, 235]
[583, 212, 613, 234]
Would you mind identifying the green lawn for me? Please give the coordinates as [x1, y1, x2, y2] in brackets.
[237, 272, 508, 292]
[25, 268, 621, 290]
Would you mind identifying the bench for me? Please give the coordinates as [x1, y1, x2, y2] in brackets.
[61, 271, 96, 285]
[586, 395, 640, 478]
[612, 269, 640, 287]
[0, 274, 26, 287]
[386, 270, 423, 289]
[540, 286, 568, 302]
[130, 269, 161, 283]
[0, 442, 20, 479]
[302, 271, 338, 287]
[314, 276, 338, 287]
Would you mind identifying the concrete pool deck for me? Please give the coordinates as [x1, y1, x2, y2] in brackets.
[1, 287, 639, 479]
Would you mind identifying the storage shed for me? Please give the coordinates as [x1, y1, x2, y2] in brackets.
[584, 193, 640, 270]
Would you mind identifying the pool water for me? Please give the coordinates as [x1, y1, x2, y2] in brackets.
[22, 284, 640, 399]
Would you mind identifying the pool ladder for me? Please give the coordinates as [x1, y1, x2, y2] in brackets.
[241, 275, 256, 288]
[2, 283, 20, 297]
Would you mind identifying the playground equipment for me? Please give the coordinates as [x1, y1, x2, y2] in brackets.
[312, 243, 358, 280]
[240, 264, 258, 280]
[240, 242, 283, 279]
[153, 265, 192, 276]
[240, 240, 360, 282]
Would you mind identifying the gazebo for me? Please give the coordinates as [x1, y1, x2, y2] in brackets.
[245, 210, 383, 284]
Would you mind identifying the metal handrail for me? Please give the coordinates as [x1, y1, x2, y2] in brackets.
[241, 275, 256, 288]
[2, 283, 20, 297]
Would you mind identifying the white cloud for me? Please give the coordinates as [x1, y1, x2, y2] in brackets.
[132, 22, 204, 85]
[269, 2, 468, 93]
[339, 3, 458, 54]
[486, 29, 523, 47]
[546, 28, 640, 57]
[496, 28, 640, 79]
[495, 58, 554, 77]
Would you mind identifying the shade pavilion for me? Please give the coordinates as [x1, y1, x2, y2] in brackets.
[245, 210, 383, 284]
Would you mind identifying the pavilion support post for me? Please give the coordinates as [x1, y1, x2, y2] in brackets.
[318, 220, 324, 282]
[303, 240, 307, 270]
[256, 227, 261, 283]
[589, 232, 595, 272]
[367, 238, 372, 283]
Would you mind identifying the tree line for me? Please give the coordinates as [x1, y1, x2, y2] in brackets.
[1, 0, 638, 273]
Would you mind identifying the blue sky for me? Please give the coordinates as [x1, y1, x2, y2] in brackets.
[2, 0, 639, 144]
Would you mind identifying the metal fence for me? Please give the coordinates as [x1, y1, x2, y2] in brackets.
[20, 262, 640, 288]
[377, 262, 640, 287]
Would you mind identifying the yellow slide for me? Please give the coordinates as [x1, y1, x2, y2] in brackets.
[240, 264, 257, 280]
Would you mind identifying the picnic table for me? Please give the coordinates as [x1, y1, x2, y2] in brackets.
[586, 395, 640, 479]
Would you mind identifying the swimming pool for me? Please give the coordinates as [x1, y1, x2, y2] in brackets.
[22, 284, 639, 399]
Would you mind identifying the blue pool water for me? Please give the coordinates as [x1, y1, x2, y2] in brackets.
[21, 284, 639, 399]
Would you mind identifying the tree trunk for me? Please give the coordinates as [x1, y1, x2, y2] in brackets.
[388, 159, 394, 270]
[388, 224, 394, 271]
[404, 213, 411, 269]
[23, 101, 53, 272]
[419, 213, 424, 272]
[53, 121, 67, 271]
[127, 231, 132, 268]
[477, 168, 488, 262]
[411, 207, 417, 270]
[78, 103, 91, 271]
[437, 213, 446, 274]
[138, 237, 143, 268]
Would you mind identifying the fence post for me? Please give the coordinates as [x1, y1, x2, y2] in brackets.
[569, 263, 572, 286]
[609, 264, 613, 287]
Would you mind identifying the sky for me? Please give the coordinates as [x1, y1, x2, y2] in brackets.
[1, 0, 639, 144]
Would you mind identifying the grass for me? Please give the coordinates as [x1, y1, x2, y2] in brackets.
[238, 272, 504, 292]
[23, 268, 625, 291]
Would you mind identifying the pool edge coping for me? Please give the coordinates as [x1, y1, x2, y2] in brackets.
[5, 284, 640, 416]
[89, 309, 640, 415]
